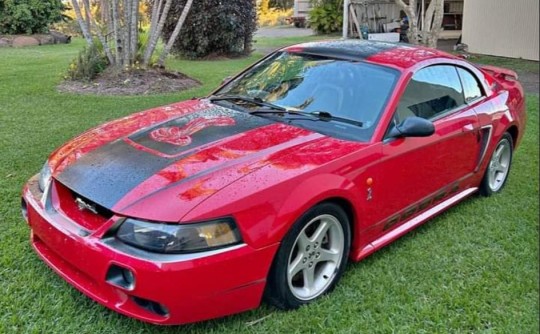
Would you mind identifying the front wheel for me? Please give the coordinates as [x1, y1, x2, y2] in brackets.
[265, 203, 351, 310]
[480, 133, 513, 196]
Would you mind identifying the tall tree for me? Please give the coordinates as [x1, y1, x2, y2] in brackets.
[70, 0, 194, 69]
[395, 0, 445, 48]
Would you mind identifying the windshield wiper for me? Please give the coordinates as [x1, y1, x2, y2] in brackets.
[208, 94, 287, 111]
[251, 109, 363, 127]
[310, 111, 363, 127]
[209, 95, 363, 127]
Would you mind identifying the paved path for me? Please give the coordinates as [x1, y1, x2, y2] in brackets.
[255, 26, 315, 38]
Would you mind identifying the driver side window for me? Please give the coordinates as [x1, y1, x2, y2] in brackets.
[394, 65, 466, 124]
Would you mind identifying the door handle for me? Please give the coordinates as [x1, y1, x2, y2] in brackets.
[462, 124, 475, 133]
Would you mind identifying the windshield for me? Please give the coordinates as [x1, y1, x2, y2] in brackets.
[215, 52, 398, 141]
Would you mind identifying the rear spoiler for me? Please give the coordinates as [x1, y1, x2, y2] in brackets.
[478, 64, 519, 81]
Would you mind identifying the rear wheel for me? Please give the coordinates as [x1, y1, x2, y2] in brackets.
[265, 203, 350, 309]
[480, 133, 513, 196]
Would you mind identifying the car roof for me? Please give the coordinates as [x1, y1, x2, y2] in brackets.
[283, 39, 459, 70]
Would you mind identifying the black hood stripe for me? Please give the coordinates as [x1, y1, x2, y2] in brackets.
[56, 106, 272, 209]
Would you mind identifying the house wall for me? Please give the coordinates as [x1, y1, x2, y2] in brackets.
[293, 0, 311, 17]
[462, 0, 539, 61]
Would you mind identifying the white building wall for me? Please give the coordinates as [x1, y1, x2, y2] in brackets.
[462, 0, 539, 61]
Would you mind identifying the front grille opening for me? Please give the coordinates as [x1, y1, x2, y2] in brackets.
[132, 296, 170, 317]
[51, 180, 115, 231]
[69, 191, 114, 220]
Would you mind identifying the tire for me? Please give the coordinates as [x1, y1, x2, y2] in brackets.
[264, 202, 351, 310]
[479, 132, 513, 196]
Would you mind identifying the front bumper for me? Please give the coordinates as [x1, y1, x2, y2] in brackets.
[22, 176, 278, 325]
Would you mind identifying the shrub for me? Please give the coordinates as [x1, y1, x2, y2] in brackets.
[269, 0, 294, 10]
[161, 0, 257, 59]
[309, 0, 343, 34]
[66, 43, 108, 81]
[0, 0, 66, 35]
[258, 4, 293, 27]
[51, 19, 81, 37]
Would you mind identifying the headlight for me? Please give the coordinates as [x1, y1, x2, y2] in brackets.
[38, 161, 52, 192]
[116, 218, 242, 254]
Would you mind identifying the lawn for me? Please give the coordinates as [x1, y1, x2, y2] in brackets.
[0, 37, 538, 333]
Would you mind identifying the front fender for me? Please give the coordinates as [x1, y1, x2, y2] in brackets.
[271, 173, 362, 243]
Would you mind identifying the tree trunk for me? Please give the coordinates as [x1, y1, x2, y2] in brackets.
[130, 0, 140, 62]
[70, 0, 94, 45]
[396, 0, 444, 47]
[83, 1, 115, 65]
[145, 0, 163, 63]
[157, 0, 193, 67]
[143, 0, 173, 67]
[100, 0, 114, 42]
[83, 0, 91, 33]
[427, 0, 444, 48]
[112, 0, 122, 64]
[396, 0, 420, 44]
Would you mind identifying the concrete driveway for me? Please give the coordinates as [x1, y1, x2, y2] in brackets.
[255, 26, 315, 38]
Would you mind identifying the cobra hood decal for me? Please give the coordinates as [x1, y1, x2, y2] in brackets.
[55, 106, 273, 209]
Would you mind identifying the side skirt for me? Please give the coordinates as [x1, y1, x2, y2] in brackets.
[352, 187, 478, 262]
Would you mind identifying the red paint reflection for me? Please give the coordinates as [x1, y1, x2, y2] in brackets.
[367, 46, 451, 68]
[49, 100, 207, 174]
[150, 117, 235, 146]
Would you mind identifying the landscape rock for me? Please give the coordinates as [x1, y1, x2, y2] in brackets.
[50, 31, 72, 44]
[12, 36, 40, 47]
[0, 38, 10, 47]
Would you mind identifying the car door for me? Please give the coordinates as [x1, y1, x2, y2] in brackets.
[366, 65, 481, 234]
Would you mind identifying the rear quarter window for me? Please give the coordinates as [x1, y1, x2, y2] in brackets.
[457, 67, 484, 103]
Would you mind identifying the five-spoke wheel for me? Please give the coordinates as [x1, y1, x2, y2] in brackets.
[480, 133, 514, 196]
[287, 214, 345, 300]
[265, 203, 350, 309]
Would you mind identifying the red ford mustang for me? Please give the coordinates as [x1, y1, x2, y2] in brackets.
[22, 40, 526, 325]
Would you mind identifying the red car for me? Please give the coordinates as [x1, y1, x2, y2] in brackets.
[22, 40, 526, 325]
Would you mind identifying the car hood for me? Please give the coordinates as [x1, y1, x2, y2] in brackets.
[49, 99, 329, 221]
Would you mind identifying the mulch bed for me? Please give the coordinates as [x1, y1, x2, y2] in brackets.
[57, 68, 201, 96]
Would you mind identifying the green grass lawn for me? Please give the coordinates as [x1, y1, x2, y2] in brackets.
[0, 39, 538, 333]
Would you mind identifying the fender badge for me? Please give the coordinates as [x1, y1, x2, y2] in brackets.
[75, 197, 98, 215]
[366, 178, 374, 201]
[367, 188, 373, 201]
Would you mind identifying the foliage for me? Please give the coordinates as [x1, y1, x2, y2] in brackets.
[162, 0, 257, 59]
[270, 0, 294, 9]
[66, 42, 108, 81]
[258, 3, 293, 27]
[50, 19, 82, 37]
[0, 0, 66, 34]
[309, 0, 343, 34]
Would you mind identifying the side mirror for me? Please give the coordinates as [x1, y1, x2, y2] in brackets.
[221, 76, 233, 86]
[388, 116, 435, 138]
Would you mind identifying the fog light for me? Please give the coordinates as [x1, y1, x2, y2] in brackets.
[106, 265, 136, 290]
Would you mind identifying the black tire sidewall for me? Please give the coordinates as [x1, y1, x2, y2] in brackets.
[480, 132, 514, 196]
[265, 202, 351, 309]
